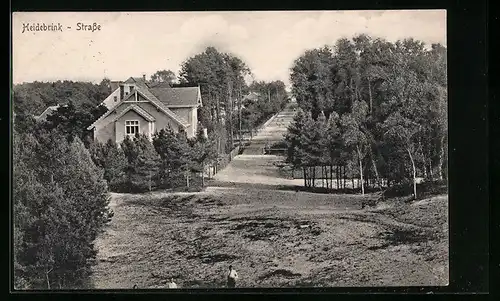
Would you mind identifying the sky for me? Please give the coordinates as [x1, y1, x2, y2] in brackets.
[12, 10, 446, 88]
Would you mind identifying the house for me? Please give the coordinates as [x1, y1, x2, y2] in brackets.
[87, 76, 203, 144]
[243, 92, 261, 103]
[35, 104, 62, 121]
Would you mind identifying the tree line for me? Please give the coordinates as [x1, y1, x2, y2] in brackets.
[179, 47, 288, 152]
[13, 79, 111, 116]
[286, 34, 447, 198]
[88, 126, 218, 193]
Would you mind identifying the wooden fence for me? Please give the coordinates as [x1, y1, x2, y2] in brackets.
[205, 145, 242, 179]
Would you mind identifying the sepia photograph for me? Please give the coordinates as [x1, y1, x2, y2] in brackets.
[11, 10, 448, 290]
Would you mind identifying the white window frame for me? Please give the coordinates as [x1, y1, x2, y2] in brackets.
[125, 120, 140, 137]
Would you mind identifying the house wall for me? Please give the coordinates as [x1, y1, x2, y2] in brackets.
[135, 102, 183, 134]
[170, 107, 190, 124]
[94, 108, 152, 145]
[101, 88, 121, 109]
[125, 85, 134, 95]
[192, 107, 198, 137]
[170, 107, 197, 138]
[94, 100, 199, 144]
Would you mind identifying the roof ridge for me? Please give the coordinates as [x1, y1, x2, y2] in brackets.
[147, 86, 199, 107]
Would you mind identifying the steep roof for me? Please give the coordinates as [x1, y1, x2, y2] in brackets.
[36, 105, 60, 120]
[148, 81, 172, 88]
[149, 87, 200, 107]
[36, 104, 69, 121]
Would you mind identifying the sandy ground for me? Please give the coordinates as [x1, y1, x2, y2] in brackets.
[91, 190, 448, 288]
[90, 104, 448, 289]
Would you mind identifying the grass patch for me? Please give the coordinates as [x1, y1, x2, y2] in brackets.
[258, 269, 302, 280]
[382, 180, 447, 200]
[276, 185, 381, 195]
[368, 228, 438, 250]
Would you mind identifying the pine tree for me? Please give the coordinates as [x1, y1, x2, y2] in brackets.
[152, 127, 178, 186]
[88, 140, 106, 169]
[190, 127, 218, 187]
[298, 112, 323, 188]
[13, 129, 112, 289]
[13, 131, 36, 289]
[175, 130, 193, 188]
[284, 108, 306, 179]
[121, 135, 140, 165]
[152, 127, 189, 188]
[123, 133, 160, 192]
[102, 139, 127, 190]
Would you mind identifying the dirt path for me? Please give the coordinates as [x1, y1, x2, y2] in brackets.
[213, 105, 296, 186]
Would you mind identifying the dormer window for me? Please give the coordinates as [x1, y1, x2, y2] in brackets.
[113, 96, 117, 102]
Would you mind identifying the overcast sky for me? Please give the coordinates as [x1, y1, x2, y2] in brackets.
[12, 10, 446, 87]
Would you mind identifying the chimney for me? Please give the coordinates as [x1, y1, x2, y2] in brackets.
[119, 83, 124, 100]
[142, 73, 146, 81]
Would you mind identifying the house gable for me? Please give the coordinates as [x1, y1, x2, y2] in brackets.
[88, 86, 188, 131]
[109, 104, 155, 123]
[114, 110, 152, 143]
[197, 89, 203, 107]
[93, 101, 186, 144]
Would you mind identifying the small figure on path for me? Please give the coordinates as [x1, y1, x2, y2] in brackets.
[227, 265, 238, 288]
[166, 278, 177, 289]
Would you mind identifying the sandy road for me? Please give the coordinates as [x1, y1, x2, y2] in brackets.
[214, 104, 297, 185]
